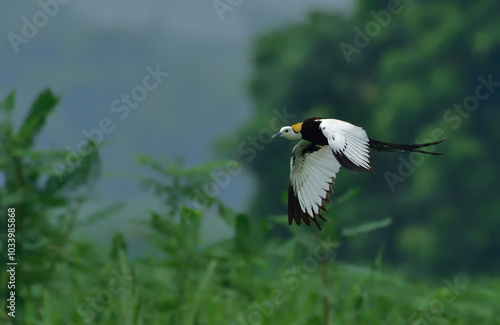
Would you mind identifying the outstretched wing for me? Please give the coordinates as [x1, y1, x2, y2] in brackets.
[289, 140, 341, 229]
[319, 119, 371, 172]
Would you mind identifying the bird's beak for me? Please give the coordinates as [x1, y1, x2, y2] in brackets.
[272, 132, 282, 139]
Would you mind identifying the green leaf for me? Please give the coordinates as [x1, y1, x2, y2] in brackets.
[342, 218, 393, 237]
[0, 90, 16, 113]
[110, 232, 127, 259]
[0, 90, 16, 138]
[180, 205, 203, 219]
[78, 202, 125, 227]
[180, 205, 203, 231]
[334, 187, 360, 205]
[235, 214, 251, 253]
[218, 203, 236, 226]
[16, 89, 59, 147]
[43, 140, 100, 192]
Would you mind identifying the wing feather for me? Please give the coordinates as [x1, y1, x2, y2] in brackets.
[288, 140, 341, 229]
[304, 164, 329, 207]
[318, 119, 371, 171]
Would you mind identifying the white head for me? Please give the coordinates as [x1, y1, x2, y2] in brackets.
[272, 123, 303, 141]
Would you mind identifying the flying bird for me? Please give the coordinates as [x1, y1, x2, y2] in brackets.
[272, 117, 444, 229]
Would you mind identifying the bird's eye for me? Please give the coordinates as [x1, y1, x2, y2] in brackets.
[285, 129, 289, 133]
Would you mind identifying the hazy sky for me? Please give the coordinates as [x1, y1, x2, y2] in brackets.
[1, 0, 351, 242]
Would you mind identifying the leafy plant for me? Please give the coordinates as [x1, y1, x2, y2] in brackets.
[0, 89, 499, 324]
[0, 90, 102, 324]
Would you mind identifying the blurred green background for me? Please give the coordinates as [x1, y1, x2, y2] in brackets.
[1, 0, 500, 324]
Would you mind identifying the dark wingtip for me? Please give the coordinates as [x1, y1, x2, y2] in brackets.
[288, 178, 335, 231]
[311, 217, 322, 230]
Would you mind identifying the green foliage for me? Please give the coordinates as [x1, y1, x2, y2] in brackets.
[221, 0, 500, 276]
[1, 89, 499, 324]
[16, 90, 59, 148]
[135, 155, 267, 324]
[97, 155, 500, 324]
[0, 90, 108, 324]
[341, 217, 392, 238]
[3, 0, 500, 321]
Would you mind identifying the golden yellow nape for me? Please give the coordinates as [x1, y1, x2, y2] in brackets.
[291, 122, 303, 133]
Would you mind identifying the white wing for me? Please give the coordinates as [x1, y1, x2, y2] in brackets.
[289, 140, 341, 228]
[319, 119, 371, 171]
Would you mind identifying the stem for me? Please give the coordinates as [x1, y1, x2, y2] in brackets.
[316, 230, 333, 325]
[44, 199, 83, 291]
[321, 259, 332, 325]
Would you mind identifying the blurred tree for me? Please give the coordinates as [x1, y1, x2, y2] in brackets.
[220, 1, 500, 276]
[0, 90, 101, 323]
[1, 90, 498, 324]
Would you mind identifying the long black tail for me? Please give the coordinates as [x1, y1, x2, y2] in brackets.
[369, 139, 445, 156]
